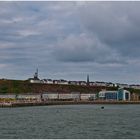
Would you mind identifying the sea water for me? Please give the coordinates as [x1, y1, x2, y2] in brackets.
[0, 104, 140, 139]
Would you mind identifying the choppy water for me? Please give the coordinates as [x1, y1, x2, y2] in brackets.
[0, 104, 140, 139]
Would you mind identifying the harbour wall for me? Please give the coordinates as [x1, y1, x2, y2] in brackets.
[1, 100, 140, 108]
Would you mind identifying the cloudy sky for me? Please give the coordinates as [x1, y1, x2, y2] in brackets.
[0, 1, 140, 84]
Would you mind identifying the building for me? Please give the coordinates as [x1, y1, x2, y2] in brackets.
[131, 93, 140, 101]
[116, 83, 130, 88]
[29, 69, 42, 83]
[58, 79, 68, 85]
[68, 81, 80, 85]
[42, 93, 59, 100]
[118, 88, 130, 101]
[89, 82, 96, 86]
[45, 79, 53, 84]
[106, 82, 114, 87]
[99, 90, 118, 100]
[79, 81, 87, 86]
[98, 91, 106, 99]
[94, 81, 107, 86]
[0, 94, 16, 100]
[17, 94, 41, 101]
[105, 91, 118, 100]
[53, 80, 59, 84]
[130, 85, 140, 89]
[98, 88, 131, 101]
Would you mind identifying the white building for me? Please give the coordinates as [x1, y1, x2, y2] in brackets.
[29, 69, 42, 83]
[68, 81, 80, 85]
[94, 81, 107, 86]
[98, 91, 106, 99]
[80, 93, 97, 100]
[17, 94, 41, 100]
[79, 81, 87, 86]
[42, 93, 59, 100]
[45, 79, 53, 84]
[0, 94, 16, 99]
[116, 83, 130, 88]
[30, 79, 42, 83]
[58, 79, 68, 85]
[130, 85, 140, 89]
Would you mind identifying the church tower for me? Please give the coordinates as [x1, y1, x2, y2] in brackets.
[87, 74, 89, 86]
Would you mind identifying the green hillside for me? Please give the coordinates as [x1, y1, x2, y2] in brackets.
[0, 79, 140, 94]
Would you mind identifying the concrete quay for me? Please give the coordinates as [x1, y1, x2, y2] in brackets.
[1, 100, 140, 107]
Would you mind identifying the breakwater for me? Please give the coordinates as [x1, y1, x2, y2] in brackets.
[1, 100, 140, 107]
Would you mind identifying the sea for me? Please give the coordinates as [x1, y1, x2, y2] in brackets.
[0, 104, 140, 139]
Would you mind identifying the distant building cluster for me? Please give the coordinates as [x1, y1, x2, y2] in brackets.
[0, 88, 133, 102]
[98, 88, 130, 101]
[28, 69, 140, 89]
[1, 69, 140, 104]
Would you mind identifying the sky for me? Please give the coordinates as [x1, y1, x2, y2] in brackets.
[0, 1, 140, 84]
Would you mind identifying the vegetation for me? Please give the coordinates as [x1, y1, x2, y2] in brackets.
[125, 87, 140, 94]
[0, 79, 140, 94]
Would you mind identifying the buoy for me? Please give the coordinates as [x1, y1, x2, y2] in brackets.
[101, 106, 104, 109]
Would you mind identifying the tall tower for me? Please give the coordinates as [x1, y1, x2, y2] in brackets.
[34, 68, 39, 79]
[87, 74, 89, 86]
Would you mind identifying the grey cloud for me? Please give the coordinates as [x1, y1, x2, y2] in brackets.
[50, 2, 140, 65]
[0, 1, 140, 84]
[78, 2, 140, 58]
[53, 33, 125, 64]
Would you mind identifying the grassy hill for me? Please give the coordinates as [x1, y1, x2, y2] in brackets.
[0, 79, 140, 94]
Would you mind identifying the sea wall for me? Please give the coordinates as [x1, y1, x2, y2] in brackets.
[1, 100, 140, 108]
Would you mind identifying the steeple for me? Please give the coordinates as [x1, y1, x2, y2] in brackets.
[87, 74, 89, 86]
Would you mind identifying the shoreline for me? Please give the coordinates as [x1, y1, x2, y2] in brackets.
[1, 100, 140, 107]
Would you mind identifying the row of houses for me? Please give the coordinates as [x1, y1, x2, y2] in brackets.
[28, 69, 140, 89]
[43, 79, 87, 85]
[129, 85, 140, 89]
[42, 79, 116, 86]
[30, 78, 139, 89]
[30, 78, 118, 87]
